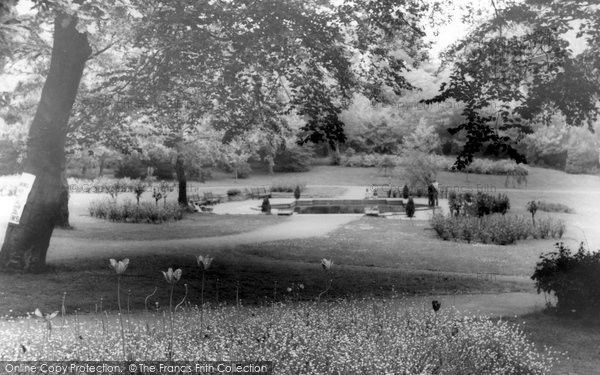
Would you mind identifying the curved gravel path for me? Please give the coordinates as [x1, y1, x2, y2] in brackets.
[47, 214, 361, 261]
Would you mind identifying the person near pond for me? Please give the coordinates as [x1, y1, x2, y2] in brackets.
[427, 183, 435, 207]
[432, 180, 439, 206]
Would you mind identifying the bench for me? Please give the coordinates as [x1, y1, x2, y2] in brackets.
[188, 192, 221, 208]
[364, 206, 380, 217]
[250, 186, 271, 199]
[203, 192, 221, 205]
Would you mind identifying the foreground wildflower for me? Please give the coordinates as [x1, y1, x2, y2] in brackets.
[162, 268, 182, 284]
[196, 255, 214, 271]
[109, 258, 129, 274]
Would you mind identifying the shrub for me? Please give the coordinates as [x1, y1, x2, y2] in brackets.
[536, 201, 574, 214]
[152, 161, 175, 180]
[234, 161, 252, 179]
[270, 182, 306, 193]
[401, 151, 439, 188]
[565, 145, 599, 174]
[294, 185, 301, 200]
[532, 242, 600, 315]
[493, 194, 511, 215]
[449, 192, 511, 217]
[273, 146, 312, 172]
[114, 156, 147, 179]
[526, 200, 538, 225]
[441, 156, 529, 177]
[377, 155, 396, 176]
[226, 189, 242, 197]
[187, 167, 213, 182]
[89, 199, 184, 223]
[133, 180, 146, 204]
[261, 197, 271, 214]
[406, 197, 415, 218]
[341, 153, 403, 168]
[430, 213, 565, 245]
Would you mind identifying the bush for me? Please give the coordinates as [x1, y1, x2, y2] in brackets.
[430, 213, 565, 245]
[114, 156, 147, 179]
[261, 197, 271, 214]
[406, 197, 415, 218]
[341, 153, 403, 168]
[448, 192, 511, 217]
[294, 185, 301, 200]
[532, 242, 600, 315]
[441, 156, 529, 177]
[565, 144, 599, 174]
[273, 146, 312, 172]
[401, 151, 440, 188]
[151, 161, 175, 180]
[89, 198, 184, 223]
[227, 189, 242, 197]
[536, 201, 574, 214]
[234, 161, 252, 179]
[270, 182, 306, 193]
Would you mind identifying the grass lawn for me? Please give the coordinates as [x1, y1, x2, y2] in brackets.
[54, 212, 287, 241]
[0, 216, 543, 317]
[514, 313, 600, 375]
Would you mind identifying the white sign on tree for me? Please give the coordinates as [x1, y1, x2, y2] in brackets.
[8, 173, 36, 225]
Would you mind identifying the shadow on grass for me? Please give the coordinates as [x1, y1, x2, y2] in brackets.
[0, 252, 529, 317]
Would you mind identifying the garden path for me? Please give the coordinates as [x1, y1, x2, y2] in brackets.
[46, 214, 362, 261]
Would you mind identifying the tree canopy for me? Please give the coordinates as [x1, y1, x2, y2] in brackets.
[425, 0, 600, 169]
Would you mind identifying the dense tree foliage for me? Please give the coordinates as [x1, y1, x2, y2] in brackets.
[426, 0, 600, 169]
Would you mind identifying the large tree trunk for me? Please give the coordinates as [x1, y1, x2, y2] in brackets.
[0, 13, 91, 272]
[175, 154, 187, 206]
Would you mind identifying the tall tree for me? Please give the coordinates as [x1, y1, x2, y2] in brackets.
[425, 0, 600, 169]
[97, 0, 434, 203]
[0, 0, 141, 272]
[0, 11, 91, 271]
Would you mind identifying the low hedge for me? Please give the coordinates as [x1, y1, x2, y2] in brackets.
[89, 199, 184, 224]
[431, 213, 566, 245]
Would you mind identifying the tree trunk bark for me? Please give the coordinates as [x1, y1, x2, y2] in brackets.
[175, 154, 187, 206]
[98, 155, 106, 177]
[0, 13, 91, 272]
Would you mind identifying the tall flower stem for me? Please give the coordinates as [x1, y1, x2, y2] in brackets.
[200, 270, 205, 338]
[144, 287, 157, 335]
[168, 283, 174, 360]
[117, 275, 127, 359]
